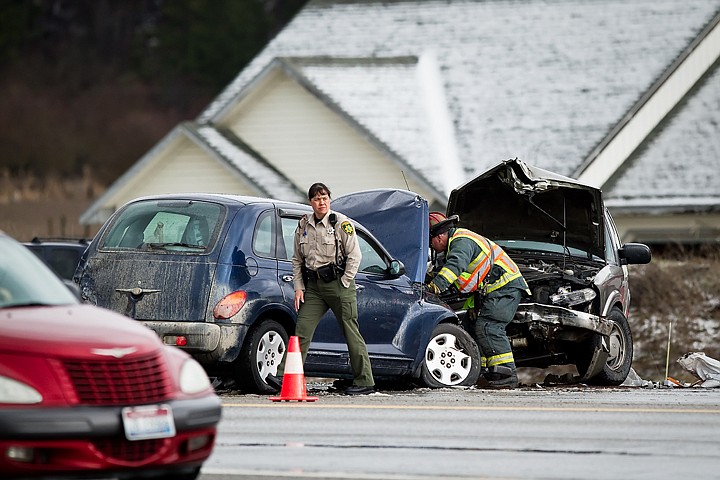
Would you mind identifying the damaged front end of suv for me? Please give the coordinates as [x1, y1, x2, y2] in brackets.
[446, 158, 651, 385]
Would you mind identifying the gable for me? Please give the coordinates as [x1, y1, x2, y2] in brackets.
[215, 61, 444, 203]
[290, 55, 464, 195]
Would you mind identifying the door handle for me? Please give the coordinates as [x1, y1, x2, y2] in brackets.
[281, 275, 294, 282]
[355, 284, 365, 292]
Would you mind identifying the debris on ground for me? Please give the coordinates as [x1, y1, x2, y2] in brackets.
[621, 368, 657, 387]
[542, 372, 580, 385]
[677, 352, 720, 388]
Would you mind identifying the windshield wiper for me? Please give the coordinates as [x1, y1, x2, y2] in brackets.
[146, 242, 205, 250]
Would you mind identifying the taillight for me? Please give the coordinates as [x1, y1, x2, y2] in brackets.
[213, 291, 247, 319]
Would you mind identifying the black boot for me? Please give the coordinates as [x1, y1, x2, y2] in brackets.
[475, 365, 490, 387]
[481, 365, 518, 389]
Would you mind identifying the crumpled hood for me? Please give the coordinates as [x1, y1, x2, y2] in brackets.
[447, 158, 605, 259]
[334, 189, 429, 283]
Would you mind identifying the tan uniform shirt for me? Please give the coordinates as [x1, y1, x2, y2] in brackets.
[292, 210, 361, 290]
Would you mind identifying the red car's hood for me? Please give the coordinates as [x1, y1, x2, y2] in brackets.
[0, 304, 162, 359]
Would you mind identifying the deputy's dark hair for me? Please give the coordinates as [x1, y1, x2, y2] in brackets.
[308, 182, 331, 200]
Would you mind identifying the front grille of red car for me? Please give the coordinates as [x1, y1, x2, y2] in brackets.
[62, 353, 171, 405]
[92, 437, 168, 463]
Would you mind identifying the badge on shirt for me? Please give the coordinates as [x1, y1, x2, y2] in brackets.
[341, 221, 354, 235]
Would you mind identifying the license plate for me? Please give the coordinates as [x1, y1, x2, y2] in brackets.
[121, 404, 176, 441]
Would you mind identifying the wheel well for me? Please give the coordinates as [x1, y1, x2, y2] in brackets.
[601, 289, 624, 317]
[251, 307, 295, 339]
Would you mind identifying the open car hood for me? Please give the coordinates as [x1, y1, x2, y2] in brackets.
[447, 158, 605, 259]
[334, 189, 429, 283]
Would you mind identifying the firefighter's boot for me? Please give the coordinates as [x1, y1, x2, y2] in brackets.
[483, 365, 518, 389]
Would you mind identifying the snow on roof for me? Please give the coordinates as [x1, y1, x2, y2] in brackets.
[604, 62, 720, 211]
[284, 56, 462, 194]
[193, 125, 305, 202]
[200, 0, 719, 184]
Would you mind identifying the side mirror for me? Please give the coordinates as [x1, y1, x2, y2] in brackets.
[388, 260, 406, 277]
[619, 243, 652, 265]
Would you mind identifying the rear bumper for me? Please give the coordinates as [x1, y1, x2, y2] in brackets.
[140, 321, 248, 363]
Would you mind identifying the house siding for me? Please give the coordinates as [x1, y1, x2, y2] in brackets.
[102, 137, 258, 211]
[222, 73, 437, 200]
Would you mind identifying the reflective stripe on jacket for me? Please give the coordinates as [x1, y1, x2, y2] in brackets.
[437, 228, 524, 294]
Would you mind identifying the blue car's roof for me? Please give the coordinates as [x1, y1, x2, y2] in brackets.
[127, 192, 307, 210]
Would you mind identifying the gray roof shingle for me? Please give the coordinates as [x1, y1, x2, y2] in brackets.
[200, 0, 720, 199]
[604, 62, 720, 212]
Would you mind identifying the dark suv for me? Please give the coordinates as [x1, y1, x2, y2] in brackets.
[23, 237, 91, 281]
[441, 159, 651, 385]
[74, 191, 480, 393]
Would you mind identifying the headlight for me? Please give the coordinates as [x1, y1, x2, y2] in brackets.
[179, 358, 212, 394]
[0, 376, 43, 404]
[550, 287, 596, 307]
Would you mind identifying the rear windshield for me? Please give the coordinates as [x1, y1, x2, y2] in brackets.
[99, 199, 225, 253]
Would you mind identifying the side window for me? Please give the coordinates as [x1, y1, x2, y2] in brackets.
[357, 233, 387, 274]
[279, 217, 298, 261]
[253, 210, 275, 258]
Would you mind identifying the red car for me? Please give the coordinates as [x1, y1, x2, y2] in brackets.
[0, 232, 221, 479]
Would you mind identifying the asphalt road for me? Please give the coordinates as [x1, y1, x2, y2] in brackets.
[199, 383, 720, 480]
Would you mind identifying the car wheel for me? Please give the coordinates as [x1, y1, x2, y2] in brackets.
[578, 307, 633, 386]
[236, 319, 288, 393]
[420, 323, 481, 387]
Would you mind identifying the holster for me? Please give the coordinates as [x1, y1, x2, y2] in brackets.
[301, 264, 310, 284]
[316, 263, 338, 282]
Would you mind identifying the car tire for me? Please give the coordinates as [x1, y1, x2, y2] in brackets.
[236, 319, 288, 394]
[578, 307, 633, 386]
[420, 323, 481, 387]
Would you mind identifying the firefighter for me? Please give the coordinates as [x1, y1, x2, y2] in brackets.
[426, 212, 530, 389]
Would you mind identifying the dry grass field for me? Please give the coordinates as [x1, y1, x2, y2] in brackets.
[0, 176, 101, 241]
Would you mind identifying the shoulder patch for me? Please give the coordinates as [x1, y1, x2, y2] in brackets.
[341, 221, 354, 235]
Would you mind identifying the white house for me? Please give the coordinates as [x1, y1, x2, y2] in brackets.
[82, 0, 720, 245]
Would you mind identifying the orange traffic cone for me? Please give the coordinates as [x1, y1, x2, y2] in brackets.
[269, 336, 318, 402]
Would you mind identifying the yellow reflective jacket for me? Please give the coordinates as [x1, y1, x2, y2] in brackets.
[436, 228, 527, 295]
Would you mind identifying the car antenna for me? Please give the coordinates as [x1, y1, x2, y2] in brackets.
[401, 170, 410, 190]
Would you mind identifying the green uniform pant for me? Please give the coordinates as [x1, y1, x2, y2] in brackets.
[279, 277, 374, 387]
[474, 287, 522, 371]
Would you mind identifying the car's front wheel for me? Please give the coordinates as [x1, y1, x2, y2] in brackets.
[236, 319, 288, 393]
[577, 307, 633, 386]
[420, 323, 481, 387]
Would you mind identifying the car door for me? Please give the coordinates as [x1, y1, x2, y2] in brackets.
[277, 212, 417, 375]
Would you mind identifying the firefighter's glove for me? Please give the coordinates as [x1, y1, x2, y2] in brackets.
[426, 282, 441, 295]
